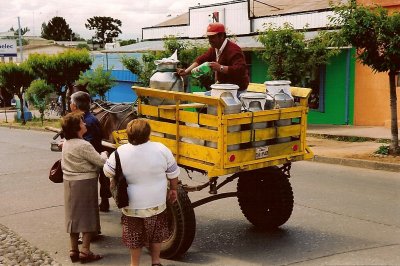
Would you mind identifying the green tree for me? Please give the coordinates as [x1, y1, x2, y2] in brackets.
[257, 23, 338, 86]
[121, 54, 155, 87]
[0, 62, 36, 124]
[41, 16, 77, 41]
[332, 1, 400, 154]
[27, 49, 92, 114]
[76, 65, 115, 100]
[119, 39, 137, 46]
[76, 43, 90, 50]
[25, 79, 54, 125]
[121, 36, 207, 87]
[9, 26, 30, 36]
[85, 16, 122, 48]
[8, 26, 29, 45]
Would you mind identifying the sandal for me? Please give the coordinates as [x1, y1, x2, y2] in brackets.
[79, 251, 103, 264]
[69, 250, 79, 263]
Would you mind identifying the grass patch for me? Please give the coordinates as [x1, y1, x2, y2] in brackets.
[374, 145, 390, 155]
[0, 118, 61, 131]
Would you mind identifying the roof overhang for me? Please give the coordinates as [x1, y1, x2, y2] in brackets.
[102, 35, 266, 53]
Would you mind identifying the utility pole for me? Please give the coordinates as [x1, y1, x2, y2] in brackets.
[17, 17, 23, 62]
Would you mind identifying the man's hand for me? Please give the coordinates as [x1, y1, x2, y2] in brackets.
[208, 62, 222, 72]
[177, 68, 189, 76]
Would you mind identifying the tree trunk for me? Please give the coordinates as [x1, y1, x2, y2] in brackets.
[388, 71, 399, 154]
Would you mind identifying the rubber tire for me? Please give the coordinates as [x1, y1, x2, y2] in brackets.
[237, 167, 294, 229]
[160, 185, 196, 259]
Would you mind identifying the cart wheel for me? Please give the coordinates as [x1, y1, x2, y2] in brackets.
[160, 185, 196, 259]
[237, 167, 294, 229]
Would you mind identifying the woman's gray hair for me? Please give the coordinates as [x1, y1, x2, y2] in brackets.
[71, 91, 91, 112]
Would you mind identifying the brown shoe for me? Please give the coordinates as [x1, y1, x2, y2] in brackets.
[69, 250, 79, 263]
[79, 251, 103, 264]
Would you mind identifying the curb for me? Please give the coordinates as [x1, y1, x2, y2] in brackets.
[0, 123, 49, 132]
[307, 132, 391, 142]
[313, 155, 400, 172]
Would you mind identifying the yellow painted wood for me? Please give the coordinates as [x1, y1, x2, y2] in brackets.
[158, 103, 207, 109]
[224, 141, 301, 165]
[178, 124, 218, 142]
[177, 111, 219, 127]
[112, 129, 128, 146]
[178, 142, 220, 164]
[247, 83, 266, 93]
[209, 154, 310, 177]
[226, 124, 301, 145]
[134, 87, 222, 105]
[290, 86, 312, 98]
[225, 109, 304, 126]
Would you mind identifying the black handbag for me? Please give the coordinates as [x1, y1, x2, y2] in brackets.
[49, 159, 63, 183]
[112, 150, 129, 208]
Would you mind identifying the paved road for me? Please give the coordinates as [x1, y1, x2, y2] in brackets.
[0, 127, 399, 265]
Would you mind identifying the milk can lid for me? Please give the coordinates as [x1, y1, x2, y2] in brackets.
[210, 83, 239, 90]
[264, 80, 291, 86]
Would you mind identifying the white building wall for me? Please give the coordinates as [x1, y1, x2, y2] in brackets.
[189, 2, 250, 38]
[141, 3, 335, 41]
[143, 26, 189, 40]
[253, 11, 335, 32]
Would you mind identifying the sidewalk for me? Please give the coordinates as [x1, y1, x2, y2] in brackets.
[307, 125, 400, 172]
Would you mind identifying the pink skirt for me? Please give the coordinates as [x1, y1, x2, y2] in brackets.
[121, 211, 170, 249]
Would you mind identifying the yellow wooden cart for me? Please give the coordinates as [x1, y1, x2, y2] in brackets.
[112, 84, 314, 258]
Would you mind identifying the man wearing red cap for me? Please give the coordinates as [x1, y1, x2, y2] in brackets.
[178, 23, 249, 94]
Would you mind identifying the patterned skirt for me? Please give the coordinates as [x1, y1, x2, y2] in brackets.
[121, 210, 170, 249]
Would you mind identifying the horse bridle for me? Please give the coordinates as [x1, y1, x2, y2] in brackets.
[92, 101, 138, 132]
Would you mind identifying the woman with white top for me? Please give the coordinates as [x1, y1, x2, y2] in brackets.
[103, 118, 180, 266]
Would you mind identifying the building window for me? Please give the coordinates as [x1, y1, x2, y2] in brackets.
[306, 66, 325, 111]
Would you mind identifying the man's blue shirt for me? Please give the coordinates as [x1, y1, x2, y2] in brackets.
[83, 111, 103, 152]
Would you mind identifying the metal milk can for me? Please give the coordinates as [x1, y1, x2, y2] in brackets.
[265, 90, 294, 143]
[206, 84, 242, 151]
[149, 61, 184, 106]
[240, 92, 269, 147]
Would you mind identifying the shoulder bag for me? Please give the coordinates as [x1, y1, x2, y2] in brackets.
[49, 159, 63, 183]
[112, 150, 129, 208]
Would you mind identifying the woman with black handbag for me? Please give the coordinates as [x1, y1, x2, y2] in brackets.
[103, 119, 179, 266]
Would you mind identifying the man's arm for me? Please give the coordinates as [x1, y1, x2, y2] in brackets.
[177, 62, 199, 77]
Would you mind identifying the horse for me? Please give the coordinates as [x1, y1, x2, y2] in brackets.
[90, 100, 138, 145]
[66, 83, 138, 146]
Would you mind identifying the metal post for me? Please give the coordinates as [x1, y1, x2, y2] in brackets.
[17, 17, 23, 62]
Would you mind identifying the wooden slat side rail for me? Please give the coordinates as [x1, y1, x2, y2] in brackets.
[225, 124, 301, 145]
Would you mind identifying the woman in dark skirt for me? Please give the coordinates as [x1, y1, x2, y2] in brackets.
[104, 119, 180, 266]
[61, 112, 108, 263]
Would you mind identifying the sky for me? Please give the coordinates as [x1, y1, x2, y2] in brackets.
[0, 0, 227, 40]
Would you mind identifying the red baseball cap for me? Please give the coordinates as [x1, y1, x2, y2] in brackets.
[206, 23, 226, 36]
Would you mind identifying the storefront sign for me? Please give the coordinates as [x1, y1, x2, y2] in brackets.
[0, 39, 17, 57]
